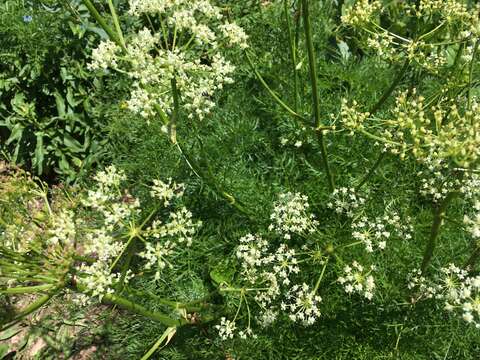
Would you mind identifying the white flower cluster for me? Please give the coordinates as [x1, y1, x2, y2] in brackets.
[150, 178, 185, 206]
[80, 262, 132, 301]
[352, 212, 413, 253]
[47, 209, 76, 246]
[89, 0, 248, 121]
[417, 158, 480, 203]
[281, 283, 322, 325]
[337, 261, 376, 300]
[327, 187, 365, 218]
[88, 40, 118, 70]
[138, 241, 174, 280]
[269, 192, 319, 239]
[215, 317, 237, 340]
[77, 166, 201, 299]
[84, 229, 123, 263]
[408, 264, 480, 328]
[218, 232, 322, 339]
[407, 269, 437, 301]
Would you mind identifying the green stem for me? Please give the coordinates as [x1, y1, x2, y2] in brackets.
[0, 284, 55, 294]
[140, 327, 176, 360]
[421, 192, 457, 273]
[116, 246, 135, 293]
[301, 0, 334, 192]
[358, 129, 403, 146]
[101, 292, 188, 327]
[0, 285, 62, 332]
[81, 0, 124, 50]
[284, 0, 298, 112]
[107, 0, 126, 48]
[169, 77, 179, 144]
[467, 39, 479, 112]
[124, 287, 211, 312]
[313, 258, 329, 293]
[245, 52, 308, 123]
[110, 235, 136, 271]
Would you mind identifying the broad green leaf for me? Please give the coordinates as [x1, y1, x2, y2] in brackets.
[5, 123, 23, 146]
[64, 133, 84, 153]
[66, 87, 77, 107]
[11, 93, 28, 116]
[34, 132, 45, 175]
[53, 91, 66, 117]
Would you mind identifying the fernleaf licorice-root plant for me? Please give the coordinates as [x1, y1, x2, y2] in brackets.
[2, 0, 480, 358]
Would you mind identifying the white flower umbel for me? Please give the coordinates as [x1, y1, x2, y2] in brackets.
[215, 317, 237, 340]
[352, 212, 413, 253]
[80, 262, 122, 301]
[150, 178, 185, 206]
[76, 166, 201, 298]
[158, 207, 201, 246]
[327, 187, 365, 218]
[87, 40, 119, 70]
[338, 261, 376, 300]
[47, 210, 76, 246]
[407, 268, 438, 302]
[236, 233, 270, 282]
[138, 241, 175, 280]
[408, 263, 480, 328]
[269, 192, 319, 239]
[89, 0, 248, 121]
[418, 264, 480, 328]
[281, 283, 322, 326]
[341, 0, 383, 27]
[273, 244, 300, 285]
[84, 229, 124, 263]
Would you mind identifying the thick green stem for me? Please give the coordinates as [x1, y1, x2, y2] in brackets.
[101, 292, 188, 327]
[421, 192, 457, 273]
[81, 0, 124, 50]
[1, 285, 62, 332]
[74, 283, 188, 327]
[284, 0, 298, 112]
[301, 0, 334, 192]
[107, 0, 126, 48]
[170, 78, 179, 144]
[0, 284, 55, 295]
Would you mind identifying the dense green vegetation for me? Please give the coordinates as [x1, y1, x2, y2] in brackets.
[1, 0, 480, 359]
